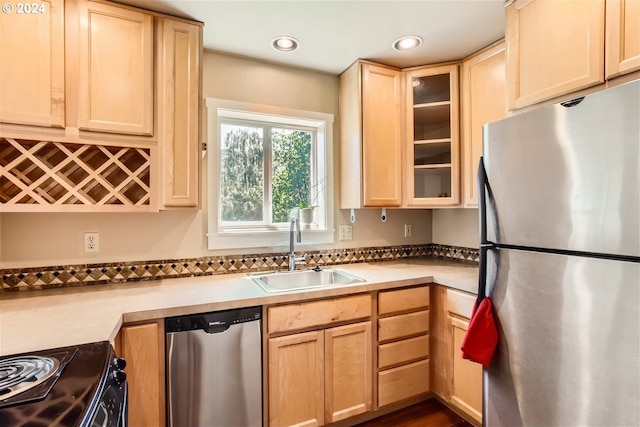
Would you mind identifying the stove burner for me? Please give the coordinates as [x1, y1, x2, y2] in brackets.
[0, 356, 60, 401]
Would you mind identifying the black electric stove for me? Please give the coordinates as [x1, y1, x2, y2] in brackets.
[0, 341, 127, 427]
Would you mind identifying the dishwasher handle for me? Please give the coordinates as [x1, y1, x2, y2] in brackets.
[166, 306, 262, 334]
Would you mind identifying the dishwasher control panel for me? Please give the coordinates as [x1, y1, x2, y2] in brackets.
[166, 306, 262, 333]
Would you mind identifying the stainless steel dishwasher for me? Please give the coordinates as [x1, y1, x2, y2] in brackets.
[166, 306, 262, 427]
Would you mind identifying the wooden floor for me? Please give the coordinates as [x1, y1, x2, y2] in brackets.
[354, 399, 475, 427]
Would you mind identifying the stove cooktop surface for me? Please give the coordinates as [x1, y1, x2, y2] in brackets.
[0, 349, 76, 408]
[0, 342, 115, 427]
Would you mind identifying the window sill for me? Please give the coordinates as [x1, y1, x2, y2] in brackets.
[207, 229, 334, 250]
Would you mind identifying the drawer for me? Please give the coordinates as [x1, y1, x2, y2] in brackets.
[378, 310, 429, 342]
[379, 286, 429, 315]
[378, 335, 429, 370]
[268, 294, 372, 334]
[446, 289, 476, 319]
[378, 359, 430, 406]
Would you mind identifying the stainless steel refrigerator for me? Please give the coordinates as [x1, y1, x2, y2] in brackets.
[479, 79, 639, 426]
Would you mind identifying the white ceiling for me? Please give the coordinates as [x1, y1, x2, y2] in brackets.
[115, 0, 506, 75]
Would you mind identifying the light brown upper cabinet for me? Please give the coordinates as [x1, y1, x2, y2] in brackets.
[340, 61, 403, 208]
[461, 41, 506, 208]
[156, 18, 202, 208]
[505, 0, 606, 110]
[0, 0, 65, 128]
[1, 0, 156, 140]
[78, 0, 154, 135]
[606, 0, 640, 79]
[0, 0, 202, 212]
[404, 64, 460, 207]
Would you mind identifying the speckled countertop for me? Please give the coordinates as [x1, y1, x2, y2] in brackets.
[0, 258, 478, 356]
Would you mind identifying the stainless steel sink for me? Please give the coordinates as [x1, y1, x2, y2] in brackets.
[249, 268, 365, 293]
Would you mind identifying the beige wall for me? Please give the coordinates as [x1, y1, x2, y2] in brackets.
[432, 208, 479, 248]
[0, 51, 432, 269]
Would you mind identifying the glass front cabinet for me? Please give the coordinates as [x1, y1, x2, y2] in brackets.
[404, 64, 460, 207]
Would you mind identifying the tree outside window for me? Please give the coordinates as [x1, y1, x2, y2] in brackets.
[219, 121, 315, 226]
[220, 125, 264, 222]
[271, 128, 313, 223]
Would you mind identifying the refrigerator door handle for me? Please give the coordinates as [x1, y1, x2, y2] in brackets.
[478, 156, 499, 301]
[478, 246, 488, 302]
[477, 156, 490, 246]
[477, 156, 489, 302]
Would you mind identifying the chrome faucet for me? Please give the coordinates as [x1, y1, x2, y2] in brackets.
[289, 217, 304, 271]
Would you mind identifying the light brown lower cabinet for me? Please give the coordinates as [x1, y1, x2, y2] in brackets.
[111, 284, 477, 427]
[430, 287, 482, 425]
[266, 295, 373, 427]
[268, 330, 325, 427]
[450, 315, 482, 421]
[378, 359, 430, 407]
[325, 322, 373, 423]
[116, 320, 166, 427]
[377, 286, 431, 408]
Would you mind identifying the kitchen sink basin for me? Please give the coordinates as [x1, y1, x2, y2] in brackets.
[249, 268, 365, 293]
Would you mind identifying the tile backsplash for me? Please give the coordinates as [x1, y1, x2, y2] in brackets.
[1, 244, 479, 292]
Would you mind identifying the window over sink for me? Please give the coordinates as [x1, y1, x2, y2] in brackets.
[206, 98, 334, 250]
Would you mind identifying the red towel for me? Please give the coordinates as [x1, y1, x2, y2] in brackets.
[461, 296, 498, 367]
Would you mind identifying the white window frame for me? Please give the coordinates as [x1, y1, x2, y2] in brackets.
[206, 98, 335, 250]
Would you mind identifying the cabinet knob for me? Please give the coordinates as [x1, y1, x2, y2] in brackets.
[113, 357, 127, 370]
[112, 370, 127, 384]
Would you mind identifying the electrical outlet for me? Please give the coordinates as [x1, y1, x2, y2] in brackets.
[404, 224, 412, 238]
[339, 225, 353, 240]
[84, 232, 99, 253]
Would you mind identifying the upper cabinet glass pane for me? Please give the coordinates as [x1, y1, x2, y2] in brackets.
[412, 74, 451, 104]
[414, 143, 451, 165]
[413, 167, 452, 198]
[413, 104, 451, 140]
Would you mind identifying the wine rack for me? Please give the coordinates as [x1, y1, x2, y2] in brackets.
[0, 138, 152, 211]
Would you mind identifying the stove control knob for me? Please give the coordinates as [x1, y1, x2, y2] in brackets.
[113, 357, 126, 370]
[112, 370, 127, 384]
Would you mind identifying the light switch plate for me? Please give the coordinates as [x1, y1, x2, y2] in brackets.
[339, 225, 352, 240]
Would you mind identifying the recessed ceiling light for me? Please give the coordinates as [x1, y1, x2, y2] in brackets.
[393, 35, 423, 52]
[272, 36, 299, 52]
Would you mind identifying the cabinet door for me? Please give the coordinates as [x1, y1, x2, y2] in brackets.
[506, 0, 605, 110]
[78, 0, 153, 135]
[404, 64, 460, 207]
[269, 331, 325, 427]
[325, 321, 372, 423]
[606, 0, 640, 78]
[119, 321, 166, 427]
[461, 41, 506, 207]
[447, 289, 482, 423]
[361, 64, 403, 207]
[0, 0, 64, 127]
[450, 317, 482, 423]
[157, 18, 201, 208]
